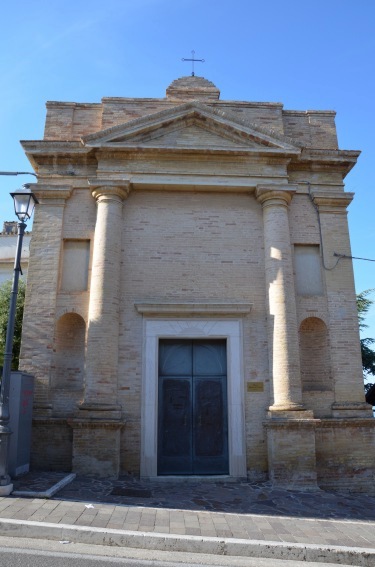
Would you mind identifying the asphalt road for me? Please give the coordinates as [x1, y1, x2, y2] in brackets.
[0, 536, 357, 567]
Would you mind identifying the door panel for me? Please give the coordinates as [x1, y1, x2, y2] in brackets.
[158, 377, 192, 474]
[158, 339, 228, 475]
[193, 376, 228, 474]
[193, 342, 227, 375]
[159, 340, 193, 376]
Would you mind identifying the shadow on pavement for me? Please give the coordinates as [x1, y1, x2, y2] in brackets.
[11, 472, 375, 521]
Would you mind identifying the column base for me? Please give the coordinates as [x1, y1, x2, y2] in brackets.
[268, 402, 306, 412]
[331, 402, 373, 418]
[68, 417, 125, 479]
[268, 408, 314, 419]
[264, 417, 319, 490]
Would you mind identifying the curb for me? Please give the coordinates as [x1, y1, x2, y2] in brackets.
[12, 474, 76, 499]
[0, 518, 374, 566]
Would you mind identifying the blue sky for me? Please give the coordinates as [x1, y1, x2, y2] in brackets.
[1, 0, 374, 335]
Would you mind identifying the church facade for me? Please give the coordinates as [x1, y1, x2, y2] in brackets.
[20, 76, 375, 489]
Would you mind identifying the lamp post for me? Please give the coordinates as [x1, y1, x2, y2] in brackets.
[0, 184, 38, 495]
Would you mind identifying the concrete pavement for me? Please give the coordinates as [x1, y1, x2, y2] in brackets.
[0, 473, 373, 565]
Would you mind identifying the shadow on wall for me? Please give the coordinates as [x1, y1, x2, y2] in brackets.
[299, 317, 333, 418]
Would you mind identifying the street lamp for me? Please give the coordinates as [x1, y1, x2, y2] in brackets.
[0, 184, 38, 495]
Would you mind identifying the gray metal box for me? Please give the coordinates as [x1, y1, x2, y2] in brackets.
[8, 372, 34, 477]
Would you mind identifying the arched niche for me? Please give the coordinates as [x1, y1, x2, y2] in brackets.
[52, 312, 86, 391]
[299, 317, 333, 417]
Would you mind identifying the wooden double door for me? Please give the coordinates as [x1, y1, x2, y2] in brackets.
[158, 339, 229, 475]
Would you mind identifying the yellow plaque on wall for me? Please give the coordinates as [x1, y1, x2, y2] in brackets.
[247, 382, 264, 393]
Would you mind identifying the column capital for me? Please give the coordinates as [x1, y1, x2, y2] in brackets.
[256, 184, 297, 207]
[88, 179, 131, 202]
[27, 183, 73, 204]
[311, 191, 354, 213]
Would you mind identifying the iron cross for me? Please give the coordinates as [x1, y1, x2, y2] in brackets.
[182, 50, 205, 76]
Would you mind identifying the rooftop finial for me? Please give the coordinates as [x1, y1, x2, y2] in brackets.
[181, 50, 205, 77]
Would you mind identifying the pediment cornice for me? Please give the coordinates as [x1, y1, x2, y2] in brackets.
[81, 102, 301, 156]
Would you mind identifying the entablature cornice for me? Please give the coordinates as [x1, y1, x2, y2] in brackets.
[311, 190, 354, 211]
[21, 140, 90, 154]
[289, 148, 360, 178]
[93, 145, 298, 159]
[21, 137, 298, 174]
[94, 173, 289, 193]
[21, 140, 94, 173]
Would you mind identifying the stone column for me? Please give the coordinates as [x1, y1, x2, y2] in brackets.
[82, 182, 130, 410]
[71, 182, 129, 479]
[256, 185, 304, 412]
[256, 185, 318, 490]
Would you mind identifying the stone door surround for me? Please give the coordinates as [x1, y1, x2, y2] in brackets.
[140, 317, 247, 479]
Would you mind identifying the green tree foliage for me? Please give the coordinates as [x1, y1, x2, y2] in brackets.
[0, 279, 26, 371]
[357, 289, 375, 393]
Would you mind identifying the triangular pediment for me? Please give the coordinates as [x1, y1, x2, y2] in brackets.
[82, 102, 300, 155]
[119, 120, 257, 150]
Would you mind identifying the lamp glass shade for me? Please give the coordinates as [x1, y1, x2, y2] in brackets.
[10, 184, 38, 221]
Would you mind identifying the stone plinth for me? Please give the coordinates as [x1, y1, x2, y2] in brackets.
[68, 418, 124, 478]
[31, 418, 72, 472]
[265, 416, 318, 490]
[316, 418, 375, 492]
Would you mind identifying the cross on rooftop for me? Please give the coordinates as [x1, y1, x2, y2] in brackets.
[181, 50, 205, 76]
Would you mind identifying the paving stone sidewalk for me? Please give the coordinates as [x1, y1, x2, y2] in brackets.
[0, 494, 375, 549]
[1, 472, 374, 552]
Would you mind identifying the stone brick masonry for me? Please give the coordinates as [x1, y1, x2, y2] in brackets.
[19, 75, 375, 488]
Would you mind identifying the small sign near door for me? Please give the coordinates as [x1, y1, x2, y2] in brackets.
[247, 381, 264, 392]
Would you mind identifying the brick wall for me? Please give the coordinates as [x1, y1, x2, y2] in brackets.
[118, 190, 269, 473]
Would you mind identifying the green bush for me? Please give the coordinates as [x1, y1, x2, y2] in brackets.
[0, 279, 26, 370]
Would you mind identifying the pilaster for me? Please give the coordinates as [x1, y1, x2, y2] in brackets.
[19, 184, 72, 416]
[312, 191, 372, 418]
